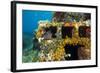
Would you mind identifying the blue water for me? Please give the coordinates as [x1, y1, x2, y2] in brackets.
[22, 10, 54, 62]
[22, 10, 53, 34]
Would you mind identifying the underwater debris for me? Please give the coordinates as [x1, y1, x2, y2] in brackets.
[23, 12, 91, 63]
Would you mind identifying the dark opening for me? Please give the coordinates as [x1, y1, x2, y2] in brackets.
[79, 26, 90, 37]
[49, 26, 57, 38]
[62, 26, 73, 38]
[64, 44, 84, 60]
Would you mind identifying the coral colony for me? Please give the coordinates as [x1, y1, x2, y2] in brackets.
[22, 11, 91, 63]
